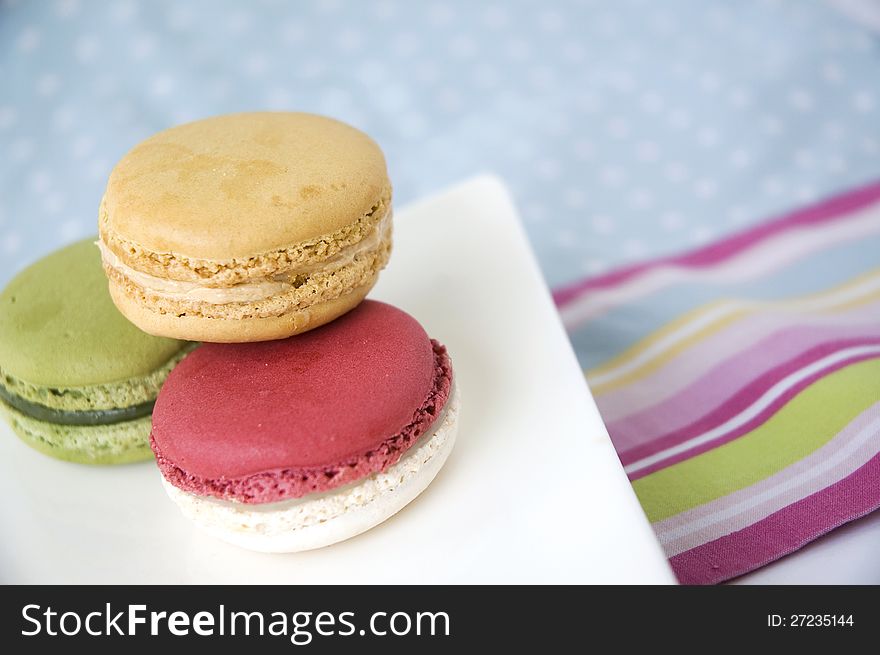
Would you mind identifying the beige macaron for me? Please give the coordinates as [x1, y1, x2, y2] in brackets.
[98, 112, 392, 342]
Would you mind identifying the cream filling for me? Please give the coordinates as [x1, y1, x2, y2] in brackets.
[99, 213, 391, 305]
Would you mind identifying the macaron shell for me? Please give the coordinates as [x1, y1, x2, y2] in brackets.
[0, 239, 186, 387]
[151, 301, 436, 477]
[102, 112, 390, 260]
[1, 401, 153, 465]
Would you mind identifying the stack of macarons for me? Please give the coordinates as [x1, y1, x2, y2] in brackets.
[0, 112, 458, 552]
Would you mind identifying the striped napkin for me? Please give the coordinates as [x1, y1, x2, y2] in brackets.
[555, 182, 880, 584]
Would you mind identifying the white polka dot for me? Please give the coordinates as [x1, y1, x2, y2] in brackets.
[10, 137, 34, 162]
[264, 86, 293, 110]
[623, 239, 647, 257]
[474, 64, 501, 88]
[151, 74, 176, 96]
[482, 5, 509, 29]
[699, 71, 721, 92]
[71, 134, 94, 159]
[573, 139, 594, 160]
[554, 229, 577, 248]
[60, 218, 84, 240]
[607, 69, 636, 93]
[694, 178, 718, 199]
[599, 166, 625, 187]
[28, 170, 52, 194]
[427, 3, 455, 26]
[793, 186, 818, 203]
[575, 92, 601, 114]
[664, 162, 689, 183]
[607, 117, 629, 139]
[54, 0, 79, 18]
[821, 61, 843, 83]
[74, 35, 100, 63]
[36, 72, 60, 96]
[172, 108, 198, 124]
[86, 158, 110, 181]
[0, 106, 17, 130]
[2, 233, 22, 255]
[545, 114, 571, 137]
[668, 109, 691, 129]
[225, 11, 251, 34]
[110, 0, 136, 23]
[660, 211, 685, 231]
[862, 138, 879, 156]
[281, 21, 305, 44]
[243, 52, 269, 77]
[43, 192, 65, 215]
[582, 259, 607, 275]
[539, 9, 564, 33]
[448, 34, 477, 59]
[391, 32, 418, 58]
[167, 5, 194, 30]
[690, 226, 715, 245]
[729, 88, 752, 108]
[370, 0, 393, 20]
[17, 26, 40, 53]
[761, 115, 784, 136]
[508, 139, 532, 161]
[522, 203, 547, 223]
[598, 13, 619, 37]
[590, 214, 615, 235]
[696, 127, 720, 148]
[635, 140, 660, 162]
[131, 33, 157, 60]
[727, 206, 751, 224]
[564, 188, 587, 209]
[535, 158, 561, 180]
[788, 89, 814, 111]
[854, 91, 875, 113]
[51, 105, 75, 131]
[505, 38, 531, 61]
[729, 148, 751, 168]
[639, 92, 664, 114]
[629, 189, 654, 210]
[563, 42, 586, 62]
[437, 87, 463, 113]
[793, 149, 814, 169]
[761, 177, 784, 196]
[826, 155, 848, 173]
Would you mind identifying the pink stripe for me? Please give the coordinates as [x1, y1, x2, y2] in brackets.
[627, 347, 880, 480]
[669, 453, 880, 584]
[610, 327, 880, 452]
[595, 298, 880, 425]
[553, 180, 880, 306]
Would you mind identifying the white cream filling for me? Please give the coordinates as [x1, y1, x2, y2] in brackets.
[99, 212, 391, 304]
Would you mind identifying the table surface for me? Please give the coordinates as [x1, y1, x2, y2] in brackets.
[0, 176, 675, 584]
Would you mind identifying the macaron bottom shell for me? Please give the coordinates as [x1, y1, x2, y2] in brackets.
[1, 401, 154, 465]
[160, 384, 460, 553]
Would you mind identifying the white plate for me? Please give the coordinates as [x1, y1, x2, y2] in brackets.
[0, 175, 674, 584]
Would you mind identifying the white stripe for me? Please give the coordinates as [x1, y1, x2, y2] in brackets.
[624, 344, 880, 475]
[658, 412, 880, 555]
[562, 201, 880, 328]
[586, 271, 880, 389]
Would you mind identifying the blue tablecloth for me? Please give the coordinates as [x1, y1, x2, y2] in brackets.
[1, 0, 879, 314]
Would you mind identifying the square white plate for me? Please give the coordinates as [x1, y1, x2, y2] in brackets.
[0, 175, 674, 583]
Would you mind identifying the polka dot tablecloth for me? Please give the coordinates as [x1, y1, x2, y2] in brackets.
[2, 0, 879, 293]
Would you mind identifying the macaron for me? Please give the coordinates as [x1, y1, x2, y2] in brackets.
[0, 239, 190, 464]
[150, 300, 458, 552]
[98, 111, 392, 343]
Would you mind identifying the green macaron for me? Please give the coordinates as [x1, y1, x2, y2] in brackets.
[0, 239, 191, 464]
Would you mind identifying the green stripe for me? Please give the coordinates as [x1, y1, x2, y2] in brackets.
[633, 357, 880, 522]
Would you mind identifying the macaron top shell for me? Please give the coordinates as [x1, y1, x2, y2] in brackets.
[101, 112, 390, 260]
[0, 239, 186, 387]
[151, 301, 439, 480]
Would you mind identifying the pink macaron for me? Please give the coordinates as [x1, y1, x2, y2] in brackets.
[150, 300, 459, 552]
